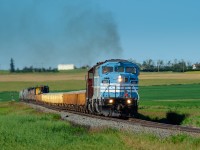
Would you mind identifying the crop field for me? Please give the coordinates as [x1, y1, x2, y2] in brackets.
[0, 70, 200, 149]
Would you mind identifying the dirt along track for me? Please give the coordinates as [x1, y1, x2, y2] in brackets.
[23, 101, 200, 138]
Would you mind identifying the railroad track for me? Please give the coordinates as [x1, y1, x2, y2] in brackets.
[24, 100, 200, 135]
[128, 118, 200, 134]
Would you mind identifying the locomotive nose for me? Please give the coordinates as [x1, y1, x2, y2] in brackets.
[117, 104, 124, 111]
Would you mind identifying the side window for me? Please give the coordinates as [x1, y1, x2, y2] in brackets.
[89, 73, 93, 79]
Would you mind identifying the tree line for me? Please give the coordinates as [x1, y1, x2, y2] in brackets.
[9, 58, 200, 73]
[129, 58, 200, 72]
[9, 58, 58, 73]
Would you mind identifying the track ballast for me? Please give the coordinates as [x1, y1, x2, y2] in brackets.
[23, 100, 200, 137]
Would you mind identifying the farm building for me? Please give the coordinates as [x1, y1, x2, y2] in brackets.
[193, 64, 196, 70]
[57, 64, 75, 70]
[192, 64, 200, 70]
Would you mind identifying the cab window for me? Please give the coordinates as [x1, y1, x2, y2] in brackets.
[126, 67, 136, 74]
[115, 66, 124, 72]
[102, 66, 113, 74]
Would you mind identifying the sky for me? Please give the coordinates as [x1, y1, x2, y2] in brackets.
[0, 0, 200, 69]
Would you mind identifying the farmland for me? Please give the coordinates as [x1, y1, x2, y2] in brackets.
[0, 70, 200, 126]
[0, 70, 200, 149]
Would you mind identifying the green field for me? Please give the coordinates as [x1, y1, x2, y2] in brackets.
[1, 83, 200, 127]
[0, 71, 200, 149]
[0, 80, 85, 92]
[138, 84, 200, 127]
[0, 102, 199, 150]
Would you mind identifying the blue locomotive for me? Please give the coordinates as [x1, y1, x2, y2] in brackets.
[86, 59, 139, 117]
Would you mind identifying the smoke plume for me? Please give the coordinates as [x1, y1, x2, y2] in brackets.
[0, 0, 122, 69]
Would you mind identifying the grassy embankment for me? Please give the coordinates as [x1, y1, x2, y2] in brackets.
[0, 102, 199, 150]
[0, 70, 200, 149]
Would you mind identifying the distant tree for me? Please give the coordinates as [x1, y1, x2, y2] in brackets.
[186, 61, 193, 71]
[128, 58, 141, 68]
[157, 60, 164, 72]
[172, 59, 186, 72]
[81, 65, 90, 69]
[128, 58, 137, 63]
[10, 58, 15, 73]
[16, 68, 20, 72]
[162, 60, 172, 71]
[181, 59, 186, 72]
[142, 59, 155, 72]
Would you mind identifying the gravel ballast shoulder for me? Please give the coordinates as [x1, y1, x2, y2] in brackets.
[23, 102, 199, 138]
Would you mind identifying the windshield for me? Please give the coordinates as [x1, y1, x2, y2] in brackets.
[126, 67, 136, 74]
[115, 66, 124, 72]
[102, 66, 113, 74]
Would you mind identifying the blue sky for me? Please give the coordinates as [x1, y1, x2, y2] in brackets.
[0, 0, 200, 69]
[98, 0, 200, 62]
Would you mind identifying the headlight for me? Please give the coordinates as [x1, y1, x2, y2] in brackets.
[109, 99, 113, 103]
[118, 75, 122, 82]
[127, 99, 131, 104]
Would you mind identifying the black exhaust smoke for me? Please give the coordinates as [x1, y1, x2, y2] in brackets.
[0, 0, 123, 68]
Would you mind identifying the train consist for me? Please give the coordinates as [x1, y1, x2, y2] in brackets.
[20, 59, 140, 117]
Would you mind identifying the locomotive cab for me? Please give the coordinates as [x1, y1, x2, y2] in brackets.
[35, 86, 49, 95]
[86, 59, 139, 117]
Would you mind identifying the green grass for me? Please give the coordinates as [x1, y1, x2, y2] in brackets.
[139, 79, 200, 86]
[0, 91, 19, 102]
[1, 83, 200, 127]
[1, 72, 200, 148]
[0, 102, 199, 150]
[0, 102, 125, 150]
[140, 84, 200, 101]
[0, 80, 85, 92]
[0, 70, 9, 74]
[138, 84, 200, 127]
[185, 71, 200, 74]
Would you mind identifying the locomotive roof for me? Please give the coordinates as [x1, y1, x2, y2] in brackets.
[88, 59, 136, 72]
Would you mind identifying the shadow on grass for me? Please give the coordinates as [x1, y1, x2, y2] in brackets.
[136, 111, 189, 125]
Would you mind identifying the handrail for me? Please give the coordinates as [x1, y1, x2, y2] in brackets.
[101, 84, 139, 100]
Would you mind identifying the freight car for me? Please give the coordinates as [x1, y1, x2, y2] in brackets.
[19, 85, 49, 101]
[20, 59, 140, 117]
